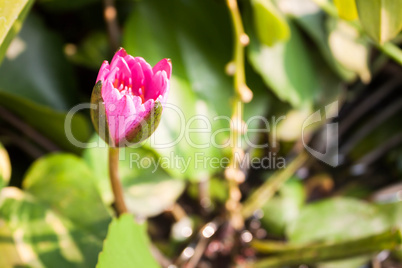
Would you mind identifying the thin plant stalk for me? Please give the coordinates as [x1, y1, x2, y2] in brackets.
[108, 147, 128, 216]
[241, 151, 308, 218]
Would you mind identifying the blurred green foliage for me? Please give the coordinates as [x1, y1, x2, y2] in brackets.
[1, 0, 402, 267]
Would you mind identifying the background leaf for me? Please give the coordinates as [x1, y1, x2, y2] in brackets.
[260, 178, 305, 236]
[287, 6, 356, 81]
[287, 197, 389, 243]
[0, 221, 24, 267]
[0, 14, 79, 110]
[356, 0, 402, 44]
[123, 0, 233, 180]
[251, 0, 290, 46]
[0, 187, 104, 267]
[123, 0, 271, 180]
[0, 92, 91, 153]
[247, 20, 318, 109]
[0, 0, 34, 64]
[23, 153, 112, 239]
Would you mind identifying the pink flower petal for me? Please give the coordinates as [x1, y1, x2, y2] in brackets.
[123, 54, 136, 66]
[153, 58, 172, 79]
[143, 98, 155, 113]
[145, 70, 168, 101]
[104, 66, 119, 83]
[110, 57, 131, 78]
[111, 48, 128, 63]
[96, 61, 110, 82]
[102, 81, 122, 103]
[135, 57, 153, 87]
[131, 95, 143, 109]
[130, 61, 145, 96]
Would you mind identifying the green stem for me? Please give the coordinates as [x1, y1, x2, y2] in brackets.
[225, 0, 249, 229]
[227, 0, 247, 95]
[251, 229, 402, 267]
[376, 42, 402, 66]
[108, 147, 128, 216]
[241, 151, 308, 218]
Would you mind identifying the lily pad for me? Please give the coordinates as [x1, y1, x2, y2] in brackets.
[0, 187, 104, 267]
[22, 153, 112, 239]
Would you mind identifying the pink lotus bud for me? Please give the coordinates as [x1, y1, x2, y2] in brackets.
[91, 48, 171, 147]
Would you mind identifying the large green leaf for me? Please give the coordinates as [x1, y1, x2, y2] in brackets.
[0, 187, 104, 267]
[286, 199, 402, 267]
[377, 201, 402, 230]
[251, 0, 290, 46]
[124, 0, 271, 179]
[287, 2, 369, 84]
[0, 14, 90, 151]
[247, 20, 318, 109]
[0, 13, 78, 110]
[261, 178, 305, 236]
[289, 7, 356, 81]
[83, 135, 185, 218]
[0, 0, 33, 64]
[356, 0, 402, 44]
[23, 154, 112, 239]
[123, 0, 234, 180]
[0, 142, 11, 190]
[0, 14, 91, 152]
[96, 213, 159, 268]
[287, 197, 390, 243]
[0, 92, 91, 153]
[379, 201, 402, 259]
[0, 13, 91, 154]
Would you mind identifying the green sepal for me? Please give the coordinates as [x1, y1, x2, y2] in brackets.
[90, 81, 113, 146]
[124, 100, 163, 146]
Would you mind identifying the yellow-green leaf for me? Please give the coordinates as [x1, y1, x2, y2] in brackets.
[0, 0, 34, 64]
[251, 0, 290, 46]
[334, 0, 358, 20]
[356, 0, 402, 44]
